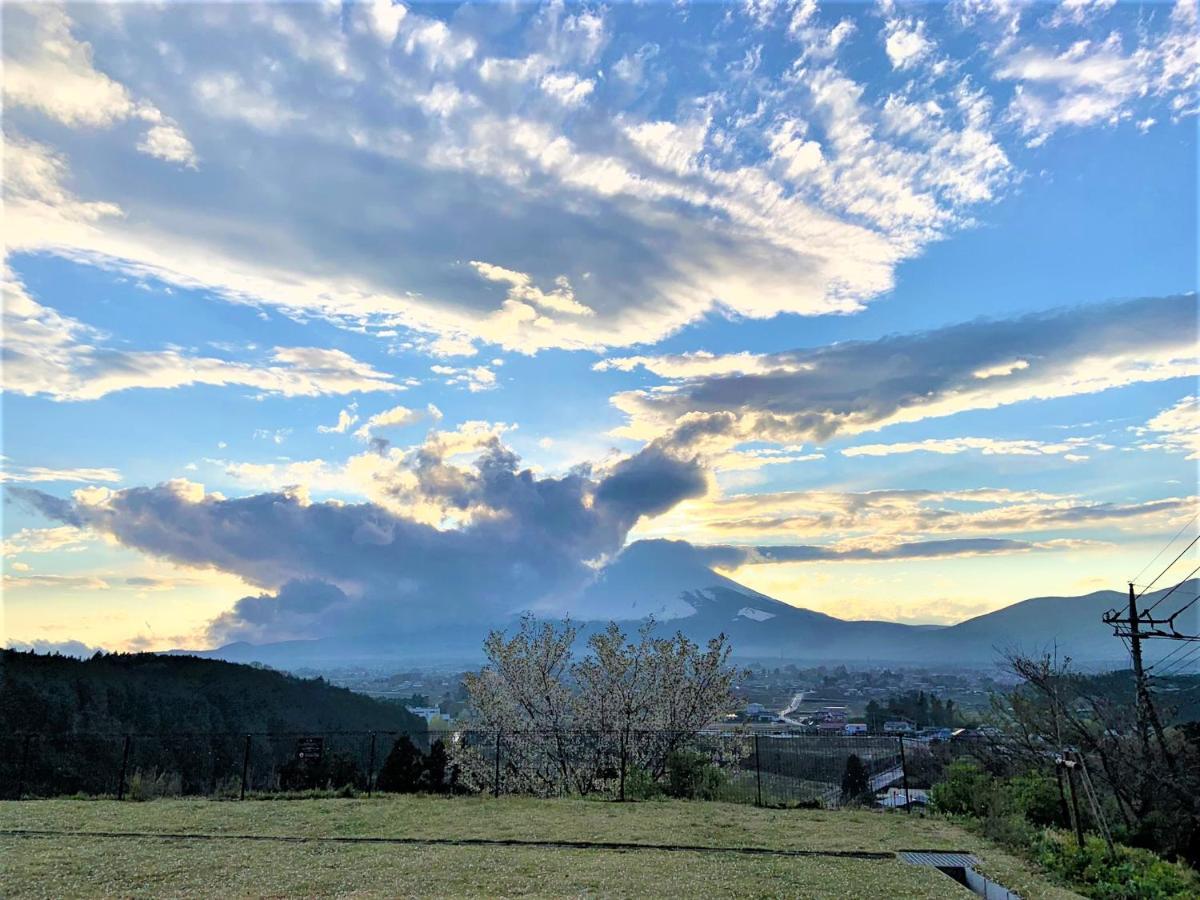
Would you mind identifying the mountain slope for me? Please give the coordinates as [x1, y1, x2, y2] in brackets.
[186, 539, 1197, 669]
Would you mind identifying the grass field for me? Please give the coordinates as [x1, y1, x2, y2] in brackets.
[0, 796, 1082, 899]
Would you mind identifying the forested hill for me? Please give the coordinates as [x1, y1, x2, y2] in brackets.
[0, 650, 423, 735]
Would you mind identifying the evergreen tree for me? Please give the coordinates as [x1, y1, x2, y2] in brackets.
[377, 735, 425, 793]
[840, 753, 870, 805]
[423, 738, 449, 792]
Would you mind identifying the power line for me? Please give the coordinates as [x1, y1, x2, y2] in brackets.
[1155, 644, 1200, 679]
[1146, 639, 1194, 674]
[1142, 564, 1200, 616]
[1131, 513, 1198, 586]
[1137, 535, 1199, 603]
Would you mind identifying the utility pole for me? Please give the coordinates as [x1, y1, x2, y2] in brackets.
[1126, 584, 1176, 773]
[1127, 583, 1154, 767]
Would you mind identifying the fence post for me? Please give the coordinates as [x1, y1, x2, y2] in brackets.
[208, 741, 218, 797]
[1063, 753, 1085, 848]
[366, 732, 377, 798]
[618, 731, 629, 802]
[16, 734, 33, 800]
[493, 730, 502, 798]
[116, 734, 132, 801]
[898, 736, 910, 812]
[240, 734, 251, 801]
[754, 733, 763, 807]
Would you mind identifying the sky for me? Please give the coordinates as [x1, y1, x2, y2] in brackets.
[2, 0, 1197, 654]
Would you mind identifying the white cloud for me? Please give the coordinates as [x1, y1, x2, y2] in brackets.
[0, 462, 122, 483]
[539, 71, 595, 107]
[353, 403, 441, 440]
[842, 436, 1104, 460]
[2, 526, 96, 556]
[3, 574, 111, 590]
[470, 261, 593, 317]
[1134, 395, 1200, 459]
[2, 267, 403, 401]
[137, 122, 198, 167]
[3, 5, 136, 127]
[431, 364, 499, 393]
[884, 18, 933, 70]
[318, 404, 360, 434]
[595, 350, 807, 378]
[0, 1, 1190, 362]
[996, 1, 1200, 141]
[364, 0, 407, 45]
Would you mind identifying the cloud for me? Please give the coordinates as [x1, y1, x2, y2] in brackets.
[3, 573, 111, 590]
[318, 404, 360, 434]
[842, 435, 1107, 461]
[137, 123, 198, 168]
[0, 1, 1042, 357]
[2, 266, 403, 401]
[697, 536, 1105, 567]
[883, 17, 933, 70]
[353, 403, 441, 440]
[1133, 395, 1200, 459]
[994, 0, 1199, 142]
[2, 526, 95, 556]
[606, 295, 1198, 455]
[13, 440, 707, 642]
[0, 461, 121, 483]
[3, 4, 196, 165]
[430, 364, 499, 393]
[634, 485, 1194, 546]
[3, 4, 137, 127]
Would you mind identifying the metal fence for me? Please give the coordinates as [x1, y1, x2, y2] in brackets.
[1, 729, 911, 808]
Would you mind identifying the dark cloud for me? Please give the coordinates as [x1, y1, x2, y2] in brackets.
[695, 538, 1054, 566]
[14, 444, 706, 644]
[614, 294, 1198, 448]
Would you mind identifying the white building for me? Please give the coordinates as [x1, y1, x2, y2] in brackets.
[406, 706, 442, 723]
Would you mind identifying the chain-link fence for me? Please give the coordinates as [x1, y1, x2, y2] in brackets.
[1, 730, 910, 808]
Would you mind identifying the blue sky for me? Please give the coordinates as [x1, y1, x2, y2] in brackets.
[2, 0, 1197, 651]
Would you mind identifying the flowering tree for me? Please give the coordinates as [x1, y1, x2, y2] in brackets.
[459, 614, 741, 796]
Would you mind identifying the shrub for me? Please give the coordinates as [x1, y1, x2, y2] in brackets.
[126, 769, 182, 801]
[1005, 772, 1067, 828]
[664, 750, 724, 800]
[930, 758, 993, 817]
[623, 765, 664, 800]
[1033, 833, 1200, 900]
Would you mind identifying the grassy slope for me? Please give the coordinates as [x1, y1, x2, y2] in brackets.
[0, 797, 1081, 899]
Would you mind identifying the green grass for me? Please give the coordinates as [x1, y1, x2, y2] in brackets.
[0, 797, 1082, 899]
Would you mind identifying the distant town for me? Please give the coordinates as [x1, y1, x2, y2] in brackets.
[313, 661, 1009, 737]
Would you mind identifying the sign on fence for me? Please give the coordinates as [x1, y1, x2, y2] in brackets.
[295, 736, 324, 762]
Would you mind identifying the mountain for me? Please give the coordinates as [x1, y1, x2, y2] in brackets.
[184, 539, 1198, 670]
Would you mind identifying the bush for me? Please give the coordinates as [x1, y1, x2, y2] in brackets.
[664, 750, 724, 800]
[623, 765, 664, 800]
[930, 758, 993, 817]
[126, 769, 182, 801]
[1033, 833, 1200, 900]
[279, 752, 362, 792]
[1006, 772, 1068, 828]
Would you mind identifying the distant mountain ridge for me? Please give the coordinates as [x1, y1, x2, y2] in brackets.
[184, 539, 1198, 670]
